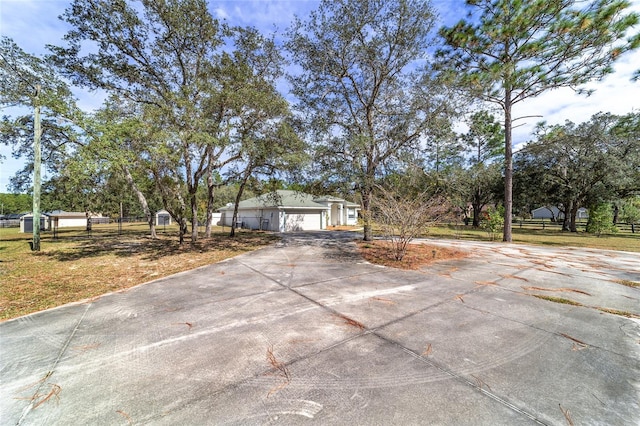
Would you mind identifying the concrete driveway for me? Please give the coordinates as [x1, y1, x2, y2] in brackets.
[1, 232, 639, 425]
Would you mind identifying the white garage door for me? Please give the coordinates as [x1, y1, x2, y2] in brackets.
[284, 212, 322, 231]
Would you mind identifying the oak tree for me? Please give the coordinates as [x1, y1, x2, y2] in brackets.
[287, 0, 453, 241]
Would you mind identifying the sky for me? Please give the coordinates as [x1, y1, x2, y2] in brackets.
[1, 0, 639, 193]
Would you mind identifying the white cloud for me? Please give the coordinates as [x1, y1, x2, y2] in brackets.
[214, 7, 229, 19]
[511, 52, 640, 147]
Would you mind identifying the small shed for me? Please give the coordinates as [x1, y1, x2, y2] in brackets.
[156, 210, 172, 226]
[19, 213, 49, 233]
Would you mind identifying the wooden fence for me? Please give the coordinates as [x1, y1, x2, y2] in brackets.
[454, 219, 637, 234]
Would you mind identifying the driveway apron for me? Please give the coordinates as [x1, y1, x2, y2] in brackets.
[1, 232, 638, 425]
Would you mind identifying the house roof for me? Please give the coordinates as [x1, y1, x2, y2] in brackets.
[21, 212, 51, 218]
[531, 206, 588, 213]
[314, 195, 360, 208]
[46, 210, 87, 217]
[313, 195, 343, 202]
[219, 190, 329, 211]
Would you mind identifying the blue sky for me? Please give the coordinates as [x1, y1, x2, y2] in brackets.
[1, 0, 639, 192]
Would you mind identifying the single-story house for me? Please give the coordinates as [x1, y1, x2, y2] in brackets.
[531, 206, 589, 220]
[218, 190, 360, 232]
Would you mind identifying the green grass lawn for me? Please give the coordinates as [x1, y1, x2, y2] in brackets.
[425, 224, 640, 252]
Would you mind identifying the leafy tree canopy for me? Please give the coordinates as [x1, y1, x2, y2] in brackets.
[287, 0, 455, 241]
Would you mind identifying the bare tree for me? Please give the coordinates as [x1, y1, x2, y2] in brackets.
[374, 186, 452, 261]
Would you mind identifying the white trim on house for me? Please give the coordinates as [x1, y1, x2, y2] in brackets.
[312, 196, 360, 227]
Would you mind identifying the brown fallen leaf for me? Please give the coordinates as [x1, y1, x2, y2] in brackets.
[422, 343, 433, 356]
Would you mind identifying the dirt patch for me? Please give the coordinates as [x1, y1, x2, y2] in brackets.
[333, 313, 366, 330]
[356, 240, 468, 270]
[327, 225, 362, 231]
[522, 286, 592, 296]
[612, 279, 640, 288]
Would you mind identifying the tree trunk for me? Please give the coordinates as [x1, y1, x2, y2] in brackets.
[472, 203, 482, 227]
[230, 182, 246, 238]
[502, 90, 513, 242]
[230, 169, 251, 238]
[173, 193, 188, 246]
[570, 203, 579, 232]
[560, 200, 571, 231]
[472, 187, 483, 227]
[123, 166, 156, 239]
[362, 187, 373, 241]
[205, 171, 216, 238]
[179, 217, 188, 245]
[190, 191, 198, 244]
[32, 86, 42, 251]
[612, 204, 619, 224]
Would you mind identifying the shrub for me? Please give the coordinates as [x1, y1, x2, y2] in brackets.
[586, 203, 617, 236]
[482, 206, 504, 240]
[374, 187, 452, 261]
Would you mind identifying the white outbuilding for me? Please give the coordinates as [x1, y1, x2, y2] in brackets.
[531, 206, 589, 220]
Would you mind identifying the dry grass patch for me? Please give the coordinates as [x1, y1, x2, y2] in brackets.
[613, 279, 640, 288]
[327, 225, 362, 231]
[333, 313, 366, 330]
[522, 286, 592, 296]
[0, 226, 278, 321]
[532, 295, 583, 306]
[596, 307, 640, 319]
[357, 240, 467, 270]
[266, 344, 291, 396]
[499, 274, 529, 282]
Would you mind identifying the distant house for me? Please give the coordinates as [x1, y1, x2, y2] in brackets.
[0, 213, 26, 228]
[20, 211, 108, 232]
[48, 211, 86, 228]
[218, 190, 360, 232]
[48, 210, 107, 229]
[531, 206, 588, 220]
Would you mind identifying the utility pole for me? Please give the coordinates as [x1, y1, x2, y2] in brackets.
[32, 84, 42, 251]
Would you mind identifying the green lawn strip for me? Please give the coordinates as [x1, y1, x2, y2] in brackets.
[423, 224, 640, 252]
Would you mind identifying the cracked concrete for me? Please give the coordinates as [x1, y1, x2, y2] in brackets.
[1, 232, 638, 425]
